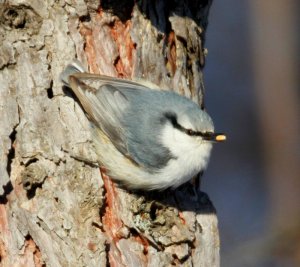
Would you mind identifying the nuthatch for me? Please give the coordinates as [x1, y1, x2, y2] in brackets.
[60, 60, 226, 190]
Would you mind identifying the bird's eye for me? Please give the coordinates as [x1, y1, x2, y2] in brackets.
[203, 131, 213, 137]
[186, 129, 194, 135]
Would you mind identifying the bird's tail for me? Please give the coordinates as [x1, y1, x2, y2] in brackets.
[60, 59, 86, 87]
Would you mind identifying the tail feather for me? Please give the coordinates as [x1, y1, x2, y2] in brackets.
[60, 59, 86, 86]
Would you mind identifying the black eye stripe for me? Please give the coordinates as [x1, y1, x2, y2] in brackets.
[163, 112, 210, 137]
[187, 129, 194, 135]
[185, 129, 213, 137]
[186, 129, 199, 136]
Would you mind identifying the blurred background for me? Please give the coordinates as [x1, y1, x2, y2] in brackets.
[203, 1, 300, 266]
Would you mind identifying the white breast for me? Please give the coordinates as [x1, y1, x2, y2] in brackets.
[92, 125, 212, 190]
[157, 124, 213, 189]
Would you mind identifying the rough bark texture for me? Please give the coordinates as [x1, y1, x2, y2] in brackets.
[0, 0, 219, 266]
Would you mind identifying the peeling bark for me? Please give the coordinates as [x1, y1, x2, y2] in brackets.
[0, 0, 219, 266]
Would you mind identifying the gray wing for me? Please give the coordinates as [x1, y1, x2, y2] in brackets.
[68, 73, 153, 91]
[68, 75, 130, 156]
[60, 61, 171, 169]
[60, 59, 158, 91]
[60, 60, 160, 91]
[60, 59, 86, 86]
[60, 60, 157, 157]
[121, 90, 176, 170]
[67, 76, 174, 170]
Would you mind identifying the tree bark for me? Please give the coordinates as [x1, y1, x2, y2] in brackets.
[0, 0, 219, 266]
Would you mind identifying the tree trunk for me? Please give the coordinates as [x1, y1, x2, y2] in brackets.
[0, 0, 219, 266]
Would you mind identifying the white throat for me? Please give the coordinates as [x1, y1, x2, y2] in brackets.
[158, 124, 213, 189]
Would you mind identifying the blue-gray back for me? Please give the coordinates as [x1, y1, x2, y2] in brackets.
[118, 89, 206, 170]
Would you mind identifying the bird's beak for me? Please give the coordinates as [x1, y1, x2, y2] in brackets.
[203, 133, 226, 142]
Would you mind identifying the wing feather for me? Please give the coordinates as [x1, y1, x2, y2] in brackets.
[60, 60, 162, 166]
[70, 73, 160, 91]
[68, 75, 130, 156]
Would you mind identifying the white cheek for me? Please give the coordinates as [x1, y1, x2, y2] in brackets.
[160, 123, 212, 161]
[166, 126, 200, 154]
[159, 124, 213, 188]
